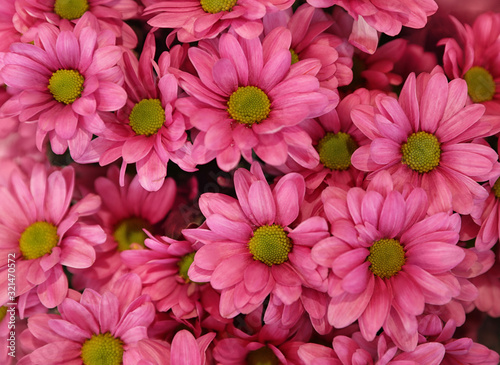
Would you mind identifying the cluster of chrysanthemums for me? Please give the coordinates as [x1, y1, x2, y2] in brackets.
[1, 0, 500, 364]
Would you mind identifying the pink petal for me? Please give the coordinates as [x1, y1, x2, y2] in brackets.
[206, 213, 253, 243]
[248, 180, 276, 226]
[48, 319, 90, 342]
[273, 173, 305, 227]
[420, 73, 448, 133]
[406, 243, 465, 273]
[56, 31, 80, 69]
[358, 277, 391, 341]
[60, 236, 96, 269]
[171, 330, 201, 365]
[37, 265, 68, 308]
[244, 260, 270, 293]
[211, 254, 251, 289]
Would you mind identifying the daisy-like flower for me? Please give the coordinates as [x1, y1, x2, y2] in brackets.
[144, 0, 293, 45]
[0, 164, 105, 309]
[176, 28, 334, 172]
[0, 15, 127, 161]
[14, 0, 139, 48]
[350, 69, 498, 215]
[183, 162, 330, 318]
[77, 32, 195, 192]
[311, 172, 467, 351]
[439, 13, 500, 115]
[17, 274, 157, 365]
[70, 165, 177, 293]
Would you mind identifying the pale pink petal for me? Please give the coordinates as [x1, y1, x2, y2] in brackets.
[206, 214, 253, 243]
[37, 265, 68, 308]
[60, 236, 96, 269]
[48, 319, 90, 342]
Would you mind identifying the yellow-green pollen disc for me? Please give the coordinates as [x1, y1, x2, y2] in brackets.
[290, 49, 299, 65]
[246, 346, 280, 365]
[401, 131, 441, 173]
[48, 69, 85, 104]
[113, 217, 151, 251]
[317, 132, 358, 171]
[492, 177, 500, 199]
[200, 0, 237, 13]
[54, 0, 89, 20]
[178, 252, 196, 283]
[19, 221, 59, 260]
[227, 86, 271, 126]
[80, 332, 124, 365]
[0, 306, 7, 322]
[367, 238, 406, 279]
[464, 66, 496, 103]
[248, 224, 291, 266]
[129, 98, 166, 136]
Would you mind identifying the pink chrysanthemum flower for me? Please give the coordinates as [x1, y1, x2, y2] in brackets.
[263, 3, 353, 91]
[439, 13, 500, 116]
[77, 32, 195, 192]
[350, 69, 498, 215]
[0, 164, 105, 309]
[183, 162, 330, 318]
[69, 166, 176, 293]
[144, 0, 293, 44]
[0, 15, 127, 161]
[311, 172, 467, 351]
[176, 28, 335, 171]
[307, 0, 438, 54]
[17, 274, 157, 365]
[121, 234, 213, 319]
[14, 0, 139, 48]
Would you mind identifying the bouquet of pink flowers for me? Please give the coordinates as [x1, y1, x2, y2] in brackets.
[1, 0, 500, 363]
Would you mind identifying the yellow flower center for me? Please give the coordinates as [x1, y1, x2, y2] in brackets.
[492, 177, 500, 199]
[317, 132, 358, 171]
[129, 99, 166, 136]
[367, 238, 406, 279]
[54, 0, 89, 20]
[290, 49, 299, 65]
[464, 66, 496, 103]
[246, 346, 280, 365]
[113, 217, 151, 251]
[19, 222, 59, 260]
[80, 332, 124, 365]
[248, 225, 291, 266]
[48, 69, 85, 104]
[401, 131, 441, 173]
[200, 0, 237, 13]
[178, 252, 196, 283]
[227, 86, 271, 126]
[0, 306, 7, 322]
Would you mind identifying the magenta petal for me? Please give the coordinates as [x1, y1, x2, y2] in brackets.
[248, 180, 276, 226]
[212, 58, 238, 95]
[171, 330, 201, 365]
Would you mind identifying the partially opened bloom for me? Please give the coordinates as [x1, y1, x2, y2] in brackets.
[18, 274, 157, 365]
[311, 172, 466, 351]
[176, 28, 334, 171]
[183, 162, 329, 317]
[0, 15, 127, 160]
[0, 164, 105, 309]
[351, 69, 498, 215]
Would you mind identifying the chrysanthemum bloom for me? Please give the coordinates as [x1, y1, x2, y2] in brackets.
[14, 0, 139, 48]
[306, 0, 437, 54]
[418, 316, 500, 365]
[311, 172, 467, 351]
[0, 164, 105, 309]
[439, 13, 500, 116]
[144, 0, 293, 45]
[263, 3, 353, 91]
[76, 32, 196, 192]
[299, 332, 446, 364]
[17, 274, 158, 365]
[121, 234, 210, 319]
[183, 162, 330, 317]
[0, 15, 127, 161]
[69, 166, 176, 293]
[176, 28, 334, 171]
[350, 69, 498, 215]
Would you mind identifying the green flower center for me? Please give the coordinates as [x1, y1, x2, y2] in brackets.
[317, 132, 358, 171]
[492, 177, 500, 199]
[464, 66, 496, 103]
[81, 332, 124, 365]
[19, 221, 59, 260]
[367, 238, 406, 279]
[200, 0, 237, 13]
[54, 0, 89, 20]
[246, 346, 280, 365]
[48, 69, 85, 104]
[227, 86, 271, 126]
[0, 306, 7, 322]
[290, 49, 299, 65]
[178, 252, 196, 283]
[248, 225, 291, 266]
[401, 131, 441, 173]
[113, 217, 151, 251]
[129, 99, 166, 136]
